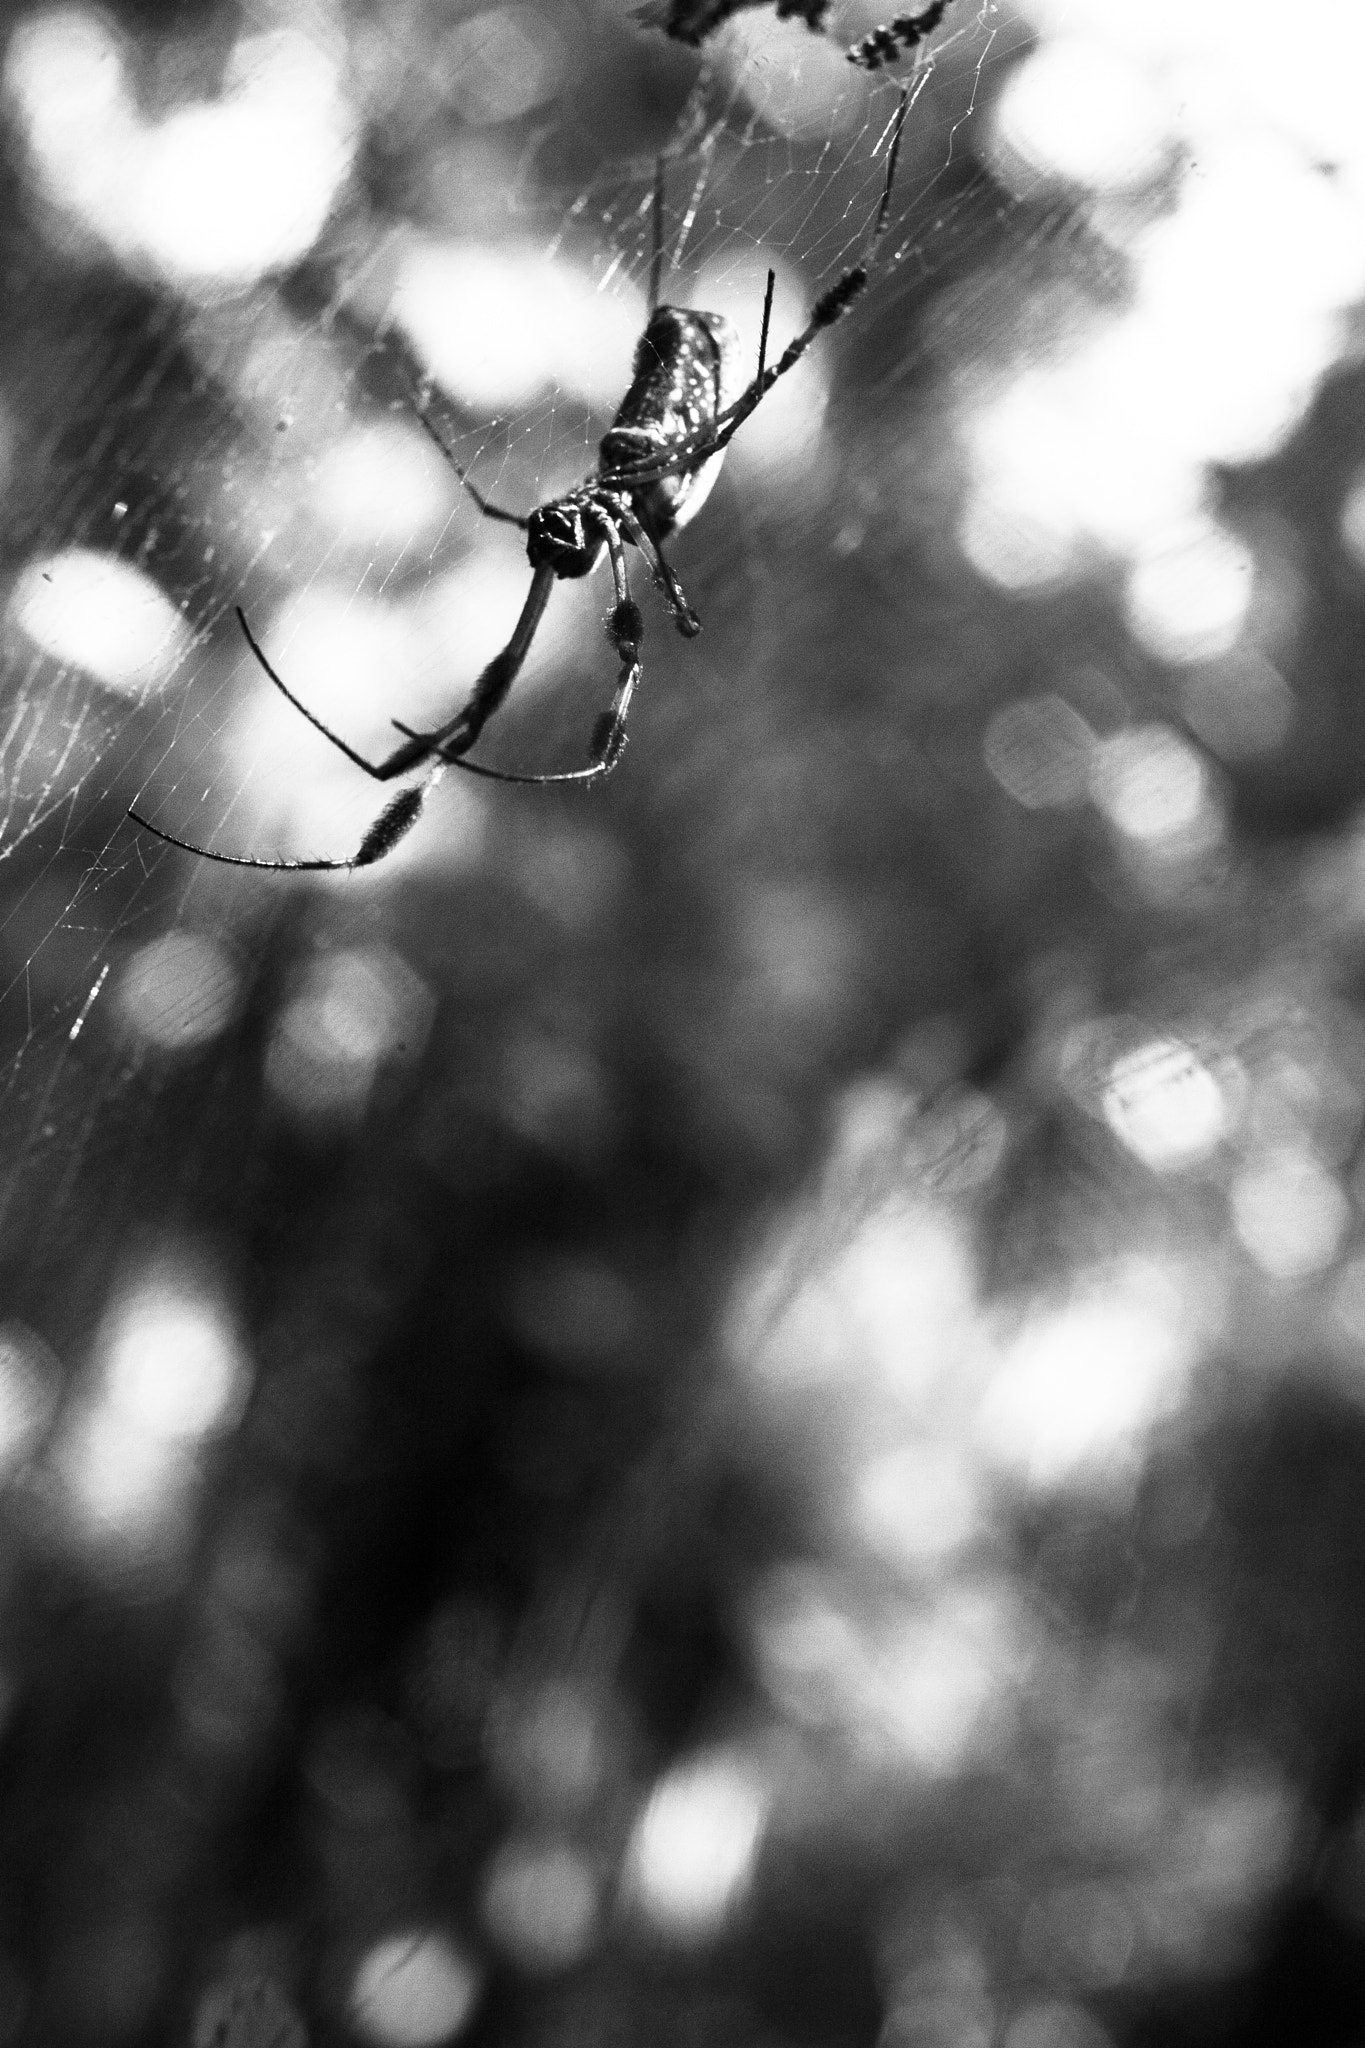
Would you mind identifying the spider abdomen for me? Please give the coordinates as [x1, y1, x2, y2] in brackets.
[599, 305, 739, 541]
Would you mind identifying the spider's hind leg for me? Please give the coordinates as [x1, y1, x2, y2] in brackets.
[616, 505, 701, 639]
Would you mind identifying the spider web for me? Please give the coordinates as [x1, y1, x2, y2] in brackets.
[0, 0, 1023, 1254]
[4, 4, 1365, 2039]
[0, 0, 1356, 1506]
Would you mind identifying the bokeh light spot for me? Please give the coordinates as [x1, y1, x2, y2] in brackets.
[11, 550, 190, 695]
[1091, 725, 1212, 847]
[977, 1272, 1193, 1491]
[7, 14, 356, 288]
[54, 1265, 249, 1562]
[434, 7, 566, 126]
[394, 245, 641, 412]
[102, 1282, 249, 1443]
[992, 37, 1173, 193]
[312, 420, 456, 551]
[479, 1836, 598, 1974]
[131, 32, 355, 286]
[751, 1567, 865, 1729]
[736, 1206, 979, 1402]
[219, 590, 485, 876]
[852, 1441, 983, 1570]
[489, 1680, 608, 1817]
[749, 1568, 1022, 1773]
[116, 932, 242, 1052]
[873, 1588, 1025, 1773]
[1230, 1148, 1350, 1281]
[957, 484, 1084, 593]
[350, 1932, 480, 2048]
[1181, 652, 1295, 760]
[1102, 1038, 1230, 1170]
[1124, 523, 1255, 664]
[54, 1401, 194, 1561]
[719, 11, 869, 139]
[983, 694, 1095, 809]
[626, 1750, 768, 1941]
[265, 947, 434, 1124]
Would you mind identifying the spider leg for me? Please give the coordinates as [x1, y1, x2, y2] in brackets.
[128, 777, 439, 873]
[236, 609, 398, 778]
[613, 503, 700, 638]
[412, 400, 530, 529]
[380, 562, 559, 774]
[693, 83, 911, 463]
[239, 575, 558, 787]
[521, 516, 642, 783]
[406, 518, 641, 788]
[848, 1, 954, 71]
[754, 268, 776, 389]
[866, 81, 911, 247]
[593, 91, 906, 500]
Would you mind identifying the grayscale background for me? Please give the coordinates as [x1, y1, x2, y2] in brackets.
[0, 2, 1362, 2044]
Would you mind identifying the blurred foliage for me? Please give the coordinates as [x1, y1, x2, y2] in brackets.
[0, 2, 1364, 2047]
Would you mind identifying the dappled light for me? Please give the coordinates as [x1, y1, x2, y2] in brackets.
[479, 1835, 600, 1973]
[51, 1258, 250, 1572]
[115, 930, 243, 1052]
[11, 550, 192, 696]
[0, 0, 1362, 2043]
[625, 1749, 770, 1940]
[350, 1932, 481, 2047]
[5, 9, 356, 288]
[394, 244, 644, 414]
[264, 945, 435, 1124]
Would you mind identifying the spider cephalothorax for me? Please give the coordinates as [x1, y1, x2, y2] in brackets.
[130, 89, 912, 871]
[525, 496, 610, 582]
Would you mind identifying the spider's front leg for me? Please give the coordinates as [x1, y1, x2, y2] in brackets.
[380, 562, 559, 778]
[431, 516, 643, 786]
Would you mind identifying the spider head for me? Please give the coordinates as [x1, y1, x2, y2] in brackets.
[526, 495, 607, 580]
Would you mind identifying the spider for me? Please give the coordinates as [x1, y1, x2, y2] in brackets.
[130, 87, 909, 873]
[848, 3, 958, 71]
[645, 0, 960, 71]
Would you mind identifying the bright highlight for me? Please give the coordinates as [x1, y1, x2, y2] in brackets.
[626, 1750, 768, 1940]
[350, 1932, 480, 2048]
[11, 552, 189, 696]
